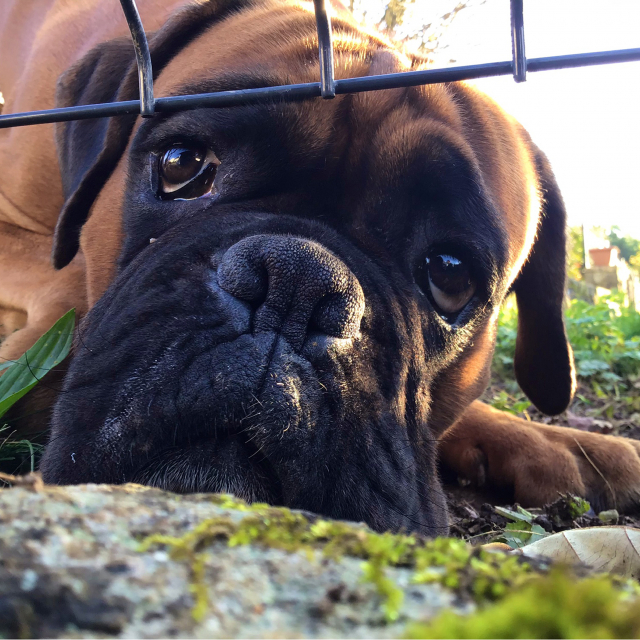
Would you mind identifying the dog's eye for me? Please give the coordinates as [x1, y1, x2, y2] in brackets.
[158, 146, 220, 200]
[417, 251, 476, 317]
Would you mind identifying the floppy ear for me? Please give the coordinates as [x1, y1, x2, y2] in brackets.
[52, 0, 255, 270]
[52, 38, 139, 269]
[512, 148, 576, 416]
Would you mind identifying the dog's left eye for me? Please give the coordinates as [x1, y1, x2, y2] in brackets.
[158, 145, 220, 200]
[416, 251, 476, 317]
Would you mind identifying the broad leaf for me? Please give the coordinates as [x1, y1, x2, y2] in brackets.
[522, 527, 640, 579]
[495, 506, 534, 524]
[0, 309, 75, 419]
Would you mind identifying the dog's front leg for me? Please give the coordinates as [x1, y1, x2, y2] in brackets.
[0, 222, 86, 363]
[438, 400, 640, 512]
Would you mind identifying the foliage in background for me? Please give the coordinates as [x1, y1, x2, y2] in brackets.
[573, 224, 640, 275]
[608, 226, 640, 274]
[566, 226, 585, 282]
[348, 0, 482, 57]
[380, 0, 411, 31]
[491, 293, 640, 416]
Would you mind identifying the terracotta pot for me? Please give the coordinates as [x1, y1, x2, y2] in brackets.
[589, 247, 614, 267]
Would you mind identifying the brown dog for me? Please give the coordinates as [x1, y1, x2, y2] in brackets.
[1, 0, 639, 533]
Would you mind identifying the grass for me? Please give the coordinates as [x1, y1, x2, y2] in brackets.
[0, 424, 44, 475]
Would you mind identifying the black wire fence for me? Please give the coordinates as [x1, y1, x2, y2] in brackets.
[0, 0, 639, 130]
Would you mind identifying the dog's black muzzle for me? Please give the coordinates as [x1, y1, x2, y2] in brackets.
[40, 212, 448, 536]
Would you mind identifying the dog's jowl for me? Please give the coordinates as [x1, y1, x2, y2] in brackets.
[1, 0, 639, 535]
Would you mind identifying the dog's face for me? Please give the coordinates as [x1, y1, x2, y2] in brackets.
[39, 0, 575, 535]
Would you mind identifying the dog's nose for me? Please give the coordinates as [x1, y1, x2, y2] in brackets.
[217, 235, 365, 349]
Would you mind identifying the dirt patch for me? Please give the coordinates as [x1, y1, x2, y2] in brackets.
[446, 491, 640, 546]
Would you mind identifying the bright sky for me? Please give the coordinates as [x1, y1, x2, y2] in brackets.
[356, 0, 640, 238]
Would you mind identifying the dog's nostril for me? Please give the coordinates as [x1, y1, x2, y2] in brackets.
[310, 292, 362, 338]
[217, 259, 268, 307]
[217, 234, 365, 348]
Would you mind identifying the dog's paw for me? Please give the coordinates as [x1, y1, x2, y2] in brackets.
[438, 401, 640, 512]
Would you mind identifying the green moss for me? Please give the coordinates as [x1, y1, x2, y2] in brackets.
[138, 495, 637, 627]
[139, 495, 541, 622]
[412, 538, 534, 602]
[406, 571, 640, 639]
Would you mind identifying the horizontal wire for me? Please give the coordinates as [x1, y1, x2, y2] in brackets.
[1, 47, 639, 129]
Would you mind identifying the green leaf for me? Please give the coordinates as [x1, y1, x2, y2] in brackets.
[576, 359, 610, 377]
[530, 524, 549, 541]
[511, 400, 532, 414]
[495, 506, 533, 524]
[500, 521, 549, 549]
[0, 309, 75, 419]
[516, 506, 535, 520]
[566, 495, 591, 519]
[502, 522, 531, 549]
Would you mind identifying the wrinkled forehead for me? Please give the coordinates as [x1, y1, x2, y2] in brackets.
[153, 0, 381, 98]
[149, 0, 466, 168]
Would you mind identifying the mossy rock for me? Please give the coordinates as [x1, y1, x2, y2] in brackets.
[0, 484, 636, 638]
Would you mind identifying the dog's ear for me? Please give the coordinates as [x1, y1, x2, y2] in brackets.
[52, 38, 139, 269]
[52, 0, 254, 270]
[512, 148, 576, 415]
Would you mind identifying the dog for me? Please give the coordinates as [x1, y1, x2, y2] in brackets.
[1, 0, 639, 535]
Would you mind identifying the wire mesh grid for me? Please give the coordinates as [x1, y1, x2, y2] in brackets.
[1, 0, 639, 129]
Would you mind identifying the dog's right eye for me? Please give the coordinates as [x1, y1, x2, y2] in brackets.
[158, 145, 220, 200]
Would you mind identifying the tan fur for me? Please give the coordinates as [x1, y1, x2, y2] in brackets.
[0, 0, 185, 360]
[440, 401, 640, 508]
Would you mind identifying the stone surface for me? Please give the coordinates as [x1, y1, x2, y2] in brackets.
[0, 484, 466, 638]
